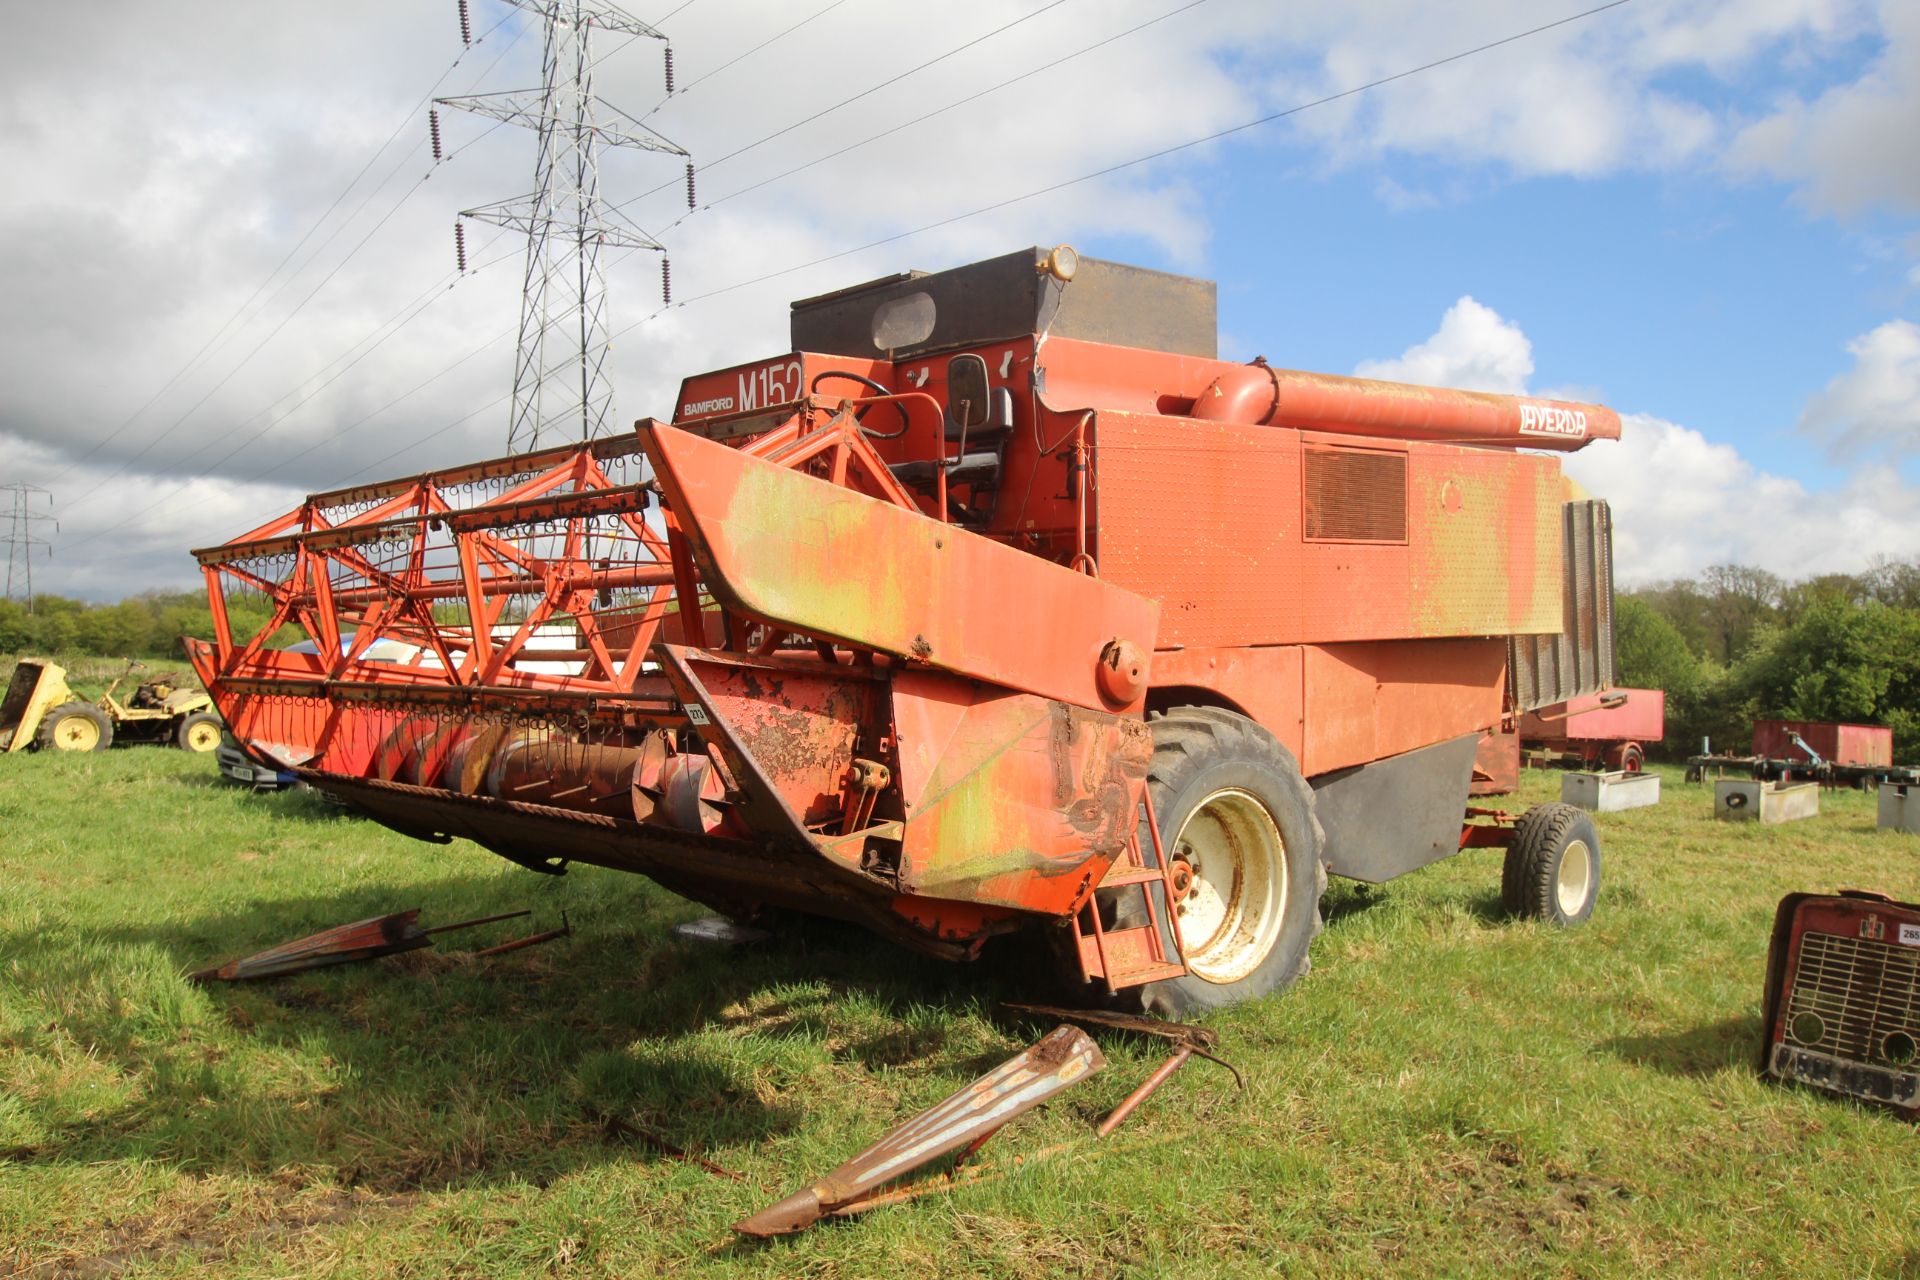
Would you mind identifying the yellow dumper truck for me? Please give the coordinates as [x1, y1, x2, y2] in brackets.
[0, 660, 220, 754]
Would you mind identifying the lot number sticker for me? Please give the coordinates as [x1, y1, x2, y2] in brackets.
[1901, 922, 1920, 947]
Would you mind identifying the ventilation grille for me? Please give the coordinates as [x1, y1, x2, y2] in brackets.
[1785, 930, 1920, 1065]
[1303, 446, 1407, 543]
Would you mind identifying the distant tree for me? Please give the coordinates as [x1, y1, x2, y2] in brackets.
[1699, 564, 1783, 664]
[74, 600, 154, 657]
[1740, 597, 1920, 758]
[1864, 555, 1920, 610]
[1622, 578, 1715, 659]
[1614, 597, 1699, 696]
[1778, 572, 1869, 624]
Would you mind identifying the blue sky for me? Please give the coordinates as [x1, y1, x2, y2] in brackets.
[2, 0, 1917, 596]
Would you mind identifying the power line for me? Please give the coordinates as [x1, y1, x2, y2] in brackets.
[607, 0, 1077, 219]
[661, 0, 1214, 230]
[48, 9, 520, 486]
[658, 0, 1640, 311]
[63, 0, 1635, 561]
[650, 0, 852, 107]
[58, 248, 524, 556]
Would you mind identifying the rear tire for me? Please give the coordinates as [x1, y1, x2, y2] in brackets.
[176, 711, 222, 753]
[39, 703, 113, 753]
[1501, 803, 1600, 926]
[1605, 741, 1644, 773]
[1119, 707, 1326, 1018]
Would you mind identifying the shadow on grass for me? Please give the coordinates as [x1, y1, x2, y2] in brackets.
[1321, 881, 1391, 926]
[1602, 1015, 1763, 1078]
[7, 859, 1031, 1194]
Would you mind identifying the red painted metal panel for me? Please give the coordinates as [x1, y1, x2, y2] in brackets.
[1146, 645, 1304, 762]
[1521, 688, 1665, 745]
[893, 685, 1152, 915]
[647, 423, 1160, 713]
[1753, 720, 1892, 766]
[1093, 413, 1564, 650]
[1300, 640, 1507, 777]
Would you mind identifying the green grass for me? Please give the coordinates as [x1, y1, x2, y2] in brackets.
[2, 749, 1917, 1278]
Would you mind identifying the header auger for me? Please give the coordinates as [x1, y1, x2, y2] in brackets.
[190, 246, 1623, 1014]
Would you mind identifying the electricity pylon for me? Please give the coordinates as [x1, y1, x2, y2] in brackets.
[0, 484, 56, 613]
[437, 0, 688, 452]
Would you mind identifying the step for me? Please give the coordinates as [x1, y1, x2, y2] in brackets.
[1098, 865, 1166, 888]
[1074, 923, 1185, 991]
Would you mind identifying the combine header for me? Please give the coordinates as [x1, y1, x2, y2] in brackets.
[189, 247, 1623, 1013]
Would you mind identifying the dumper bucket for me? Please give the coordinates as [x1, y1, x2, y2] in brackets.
[0, 661, 69, 754]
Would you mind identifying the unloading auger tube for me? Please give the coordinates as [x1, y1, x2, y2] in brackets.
[189, 245, 1622, 1003]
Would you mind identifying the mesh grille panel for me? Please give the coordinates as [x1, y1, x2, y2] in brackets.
[1509, 498, 1615, 711]
[1303, 446, 1407, 543]
[1786, 930, 1920, 1064]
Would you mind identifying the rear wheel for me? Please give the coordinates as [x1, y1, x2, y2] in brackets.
[1501, 803, 1600, 926]
[1119, 707, 1325, 1018]
[1605, 741, 1645, 773]
[39, 703, 113, 753]
[176, 711, 222, 753]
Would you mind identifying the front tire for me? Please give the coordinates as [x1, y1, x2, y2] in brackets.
[1122, 707, 1326, 1018]
[1501, 803, 1600, 926]
[176, 711, 222, 753]
[39, 703, 113, 753]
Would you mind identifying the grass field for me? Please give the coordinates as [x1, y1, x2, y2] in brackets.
[2, 740, 1917, 1278]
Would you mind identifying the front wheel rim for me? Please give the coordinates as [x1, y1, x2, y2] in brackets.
[57, 718, 99, 751]
[186, 723, 220, 751]
[1170, 787, 1288, 984]
[1555, 839, 1593, 917]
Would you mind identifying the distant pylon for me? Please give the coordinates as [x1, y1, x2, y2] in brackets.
[437, 0, 689, 453]
[0, 484, 56, 613]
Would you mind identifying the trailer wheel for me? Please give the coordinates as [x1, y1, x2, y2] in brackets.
[1606, 742, 1645, 773]
[1116, 707, 1325, 1018]
[1501, 803, 1600, 927]
[38, 703, 113, 753]
[176, 711, 223, 753]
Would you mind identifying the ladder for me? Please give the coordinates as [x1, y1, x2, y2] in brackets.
[1069, 790, 1190, 992]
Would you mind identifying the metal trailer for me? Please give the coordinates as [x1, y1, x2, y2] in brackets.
[1520, 687, 1665, 773]
[185, 247, 1623, 1014]
[1687, 718, 1913, 788]
[1752, 719, 1892, 768]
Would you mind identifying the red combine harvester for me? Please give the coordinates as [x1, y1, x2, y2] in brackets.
[188, 247, 1623, 1014]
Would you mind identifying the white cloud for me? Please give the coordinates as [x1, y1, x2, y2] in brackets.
[1353, 296, 1533, 394]
[1798, 318, 1920, 455]
[1565, 416, 1920, 582]
[1242, 0, 1872, 185]
[1726, 1, 1920, 213]
[1366, 300, 1920, 583]
[4, 0, 1919, 600]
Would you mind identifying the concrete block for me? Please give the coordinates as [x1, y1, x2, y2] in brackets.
[1880, 782, 1920, 834]
[1562, 770, 1662, 813]
[1716, 778, 1821, 824]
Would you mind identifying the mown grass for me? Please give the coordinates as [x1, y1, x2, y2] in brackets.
[1, 748, 1917, 1278]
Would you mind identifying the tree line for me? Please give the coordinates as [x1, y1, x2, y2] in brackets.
[0, 591, 277, 661]
[6, 556, 1918, 762]
[1616, 558, 1920, 761]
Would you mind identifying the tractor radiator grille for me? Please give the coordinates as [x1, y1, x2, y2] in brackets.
[1302, 445, 1407, 543]
[1784, 930, 1920, 1065]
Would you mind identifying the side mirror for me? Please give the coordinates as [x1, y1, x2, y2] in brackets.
[946, 353, 992, 431]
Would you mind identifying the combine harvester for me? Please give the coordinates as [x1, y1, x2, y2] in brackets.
[188, 247, 1622, 1014]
